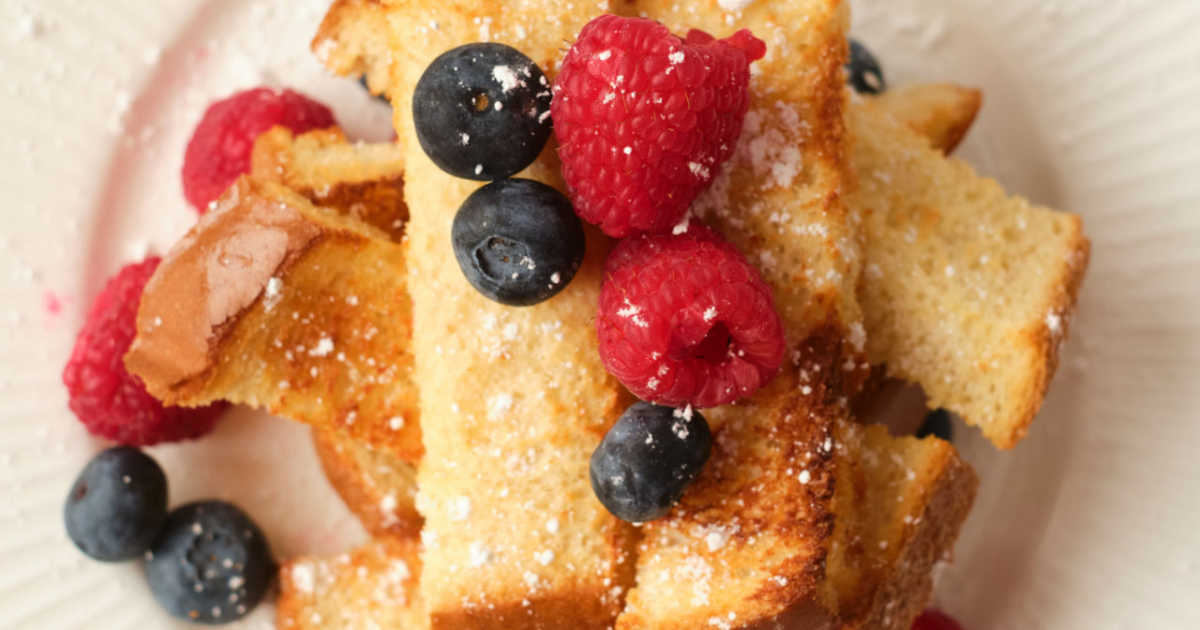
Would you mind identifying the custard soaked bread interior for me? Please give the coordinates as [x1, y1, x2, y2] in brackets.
[849, 103, 1089, 448]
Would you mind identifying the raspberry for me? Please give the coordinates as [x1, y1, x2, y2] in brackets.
[912, 610, 965, 630]
[182, 87, 335, 212]
[62, 258, 225, 446]
[552, 15, 765, 238]
[597, 222, 784, 408]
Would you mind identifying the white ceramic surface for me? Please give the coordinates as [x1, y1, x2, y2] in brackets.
[1, 1, 1197, 628]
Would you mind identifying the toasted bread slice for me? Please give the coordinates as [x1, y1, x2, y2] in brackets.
[312, 429, 421, 538]
[320, 3, 644, 628]
[251, 126, 407, 241]
[277, 537, 427, 630]
[850, 102, 1090, 448]
[297, 332, 974, 630]
[638, 0, 864, 354]
[617, 330, 846, 629]
[868, 84, 982, 155]
[827, 422, 977, 629]
[312, 0, 396, 97]
[124, 177, 423, 461]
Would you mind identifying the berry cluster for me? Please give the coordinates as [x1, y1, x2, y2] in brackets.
[65, 447, 274, 624]
[545, 15, 784, 523]
[553, 15, 765, 237]
[412, 43, 585, 306]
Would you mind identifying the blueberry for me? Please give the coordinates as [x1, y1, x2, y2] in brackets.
[413, 42, 553, 180]
[452, 178, 585, 306]
[145, 501, 275, 625]
[358, 75, 389, 104]
[917, 408, 954, 441]
[64, 446, 168, 562]
[847, 39, 887, 95]
[589, 403, 713, 523]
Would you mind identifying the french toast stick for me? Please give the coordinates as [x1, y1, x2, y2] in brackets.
[362, 2, 642, 628]
[124, 177, 423, 461]
[850, 101, 1089, 448]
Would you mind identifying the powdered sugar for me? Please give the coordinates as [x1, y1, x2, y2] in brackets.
[492, 65, 524, 93]
[718, 0, 756, 12]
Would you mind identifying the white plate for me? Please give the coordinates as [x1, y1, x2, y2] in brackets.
[1, 1, 1198, 628]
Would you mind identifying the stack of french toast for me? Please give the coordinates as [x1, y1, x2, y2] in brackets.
[123, 0, 1089, 628]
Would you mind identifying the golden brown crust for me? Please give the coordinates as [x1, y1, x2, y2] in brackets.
[251, 126, 408, 241]
[619, 328, 851, 629]
[312, 429, 422, 538]
[126, 179, 324, 394]
[1008, 218, 1090, 447]
[312, 0, 395, 96]
[277, 537, 427, 630]
[826, 423, 978, 630]
[850, 445, 976, 630]
[648, 0, 865, 352]
[125, 177, 423, 461]
[869, 84, 983, 155]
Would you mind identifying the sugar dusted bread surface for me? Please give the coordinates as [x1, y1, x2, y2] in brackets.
[363, 2, 640, 628]
[251, 126, 408, 241]
[646, 0, 864, 351]
[618, 330, 849, 630]
[313, 428, 421, 538]
[277, 537, 427, 630]
[827, 422, 977, 629]
[849, 103, 1090, 448]
[868, 84, 982, 155]
[124, 177, 423, 461]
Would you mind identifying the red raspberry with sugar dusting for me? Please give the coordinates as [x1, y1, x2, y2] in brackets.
[182, 87, 335, 212]
[552, 15, 765, 237]
[62, 258, 225, 446]
[597, 221, 784, 408]
[911, 610, 965, 630]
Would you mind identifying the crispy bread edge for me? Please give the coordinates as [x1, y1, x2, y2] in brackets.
[1001, 219, 1090, 448]
[847, 443, 978, 629]
[312, 429, 422, 539]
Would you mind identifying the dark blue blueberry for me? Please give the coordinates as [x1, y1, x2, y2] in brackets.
[64, 446, 168, 562]
[145, 501, 275, 625]
[847, 39, 887, 95]
[358, 75, 390, 104]
[452, 178, 585, 306]
[917, 408, 954, 441]
[589, 402, 713, 523]
[413, 42, 553, 180]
